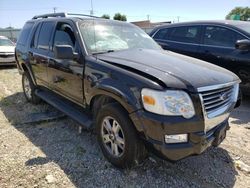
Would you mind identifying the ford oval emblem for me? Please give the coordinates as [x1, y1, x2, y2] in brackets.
[220, 93, 228, 101]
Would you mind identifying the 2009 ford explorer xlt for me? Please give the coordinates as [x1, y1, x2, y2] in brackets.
[15, 13, 241, 168]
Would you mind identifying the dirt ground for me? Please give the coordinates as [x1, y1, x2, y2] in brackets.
[0, 67, 250, 188]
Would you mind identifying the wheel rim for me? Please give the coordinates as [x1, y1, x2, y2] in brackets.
[23, 75, 32, 99]
[101, 116, 125, 157]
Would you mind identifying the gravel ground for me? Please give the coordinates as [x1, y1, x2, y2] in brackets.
[0, 67, 250, 188]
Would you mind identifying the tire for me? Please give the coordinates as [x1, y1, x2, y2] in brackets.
[96, 103, 147, 168]
[22, 72, 40, 104]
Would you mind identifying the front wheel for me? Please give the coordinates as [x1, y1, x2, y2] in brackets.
[96, 103, 147, 168]
[22, 72, 40, 104]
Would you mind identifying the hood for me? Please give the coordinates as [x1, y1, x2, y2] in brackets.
[96, 49, 240, 92]
[0, 46, 15, 53]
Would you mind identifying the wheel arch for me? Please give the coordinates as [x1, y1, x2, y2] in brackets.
[20, 63, 37, 85]
[89, 91, 145, 137]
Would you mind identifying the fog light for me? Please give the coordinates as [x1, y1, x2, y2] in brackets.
[165, 134, 188, 144]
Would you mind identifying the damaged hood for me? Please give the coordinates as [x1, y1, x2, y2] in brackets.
[96, 49, 240, 92]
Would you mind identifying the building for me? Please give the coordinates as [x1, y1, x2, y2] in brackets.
[131, 20, 171, 33]
[0, 28, 21, 42]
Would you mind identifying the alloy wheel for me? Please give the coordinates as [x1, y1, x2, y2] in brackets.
[101, 116, 125, 157]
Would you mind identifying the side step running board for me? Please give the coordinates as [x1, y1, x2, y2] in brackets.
[35, 89, 92, 129]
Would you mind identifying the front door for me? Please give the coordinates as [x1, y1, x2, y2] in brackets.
[198, 25, 247, 71]
[47, 21, 84, 105]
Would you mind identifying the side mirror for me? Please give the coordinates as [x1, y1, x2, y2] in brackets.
[235, 39, 250, 51]
[54, 45, 79, 59]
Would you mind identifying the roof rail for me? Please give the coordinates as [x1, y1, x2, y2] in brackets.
[32, 12, 100, 20]
[32, 13, 67, 19]
[66, 13, 100, 19]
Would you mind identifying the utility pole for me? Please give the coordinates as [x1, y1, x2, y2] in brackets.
[177, 16, 180, 23]
[147, 14, 150, 28]
[90, 0, 94, 15]
[147, 14, 150, 21]
[53, 7, 57, 13]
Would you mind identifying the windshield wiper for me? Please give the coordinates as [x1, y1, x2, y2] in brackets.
[92, 50, 115, 55]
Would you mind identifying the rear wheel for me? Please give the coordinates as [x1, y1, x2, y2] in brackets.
[96, 103, 147, 168]
[22, 72, 40, 104]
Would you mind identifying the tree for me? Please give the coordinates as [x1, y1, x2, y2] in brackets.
[226, 7, 250, 21]
[113, 13, 127, 21]
[101, 14, 110, 19]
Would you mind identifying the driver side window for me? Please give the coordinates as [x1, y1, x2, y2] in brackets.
[53, 22, 78, 52]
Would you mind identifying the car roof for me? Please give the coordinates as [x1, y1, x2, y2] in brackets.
[151, 20, 250, 37]
[155, 20, 249, 28]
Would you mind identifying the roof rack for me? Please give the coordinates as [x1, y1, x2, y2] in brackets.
[32, 12, 100, 19]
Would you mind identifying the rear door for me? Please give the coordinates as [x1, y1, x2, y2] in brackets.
[29, 21, 55, 87]
[47, 21, 84, 105]
[152, 25, 202, 58]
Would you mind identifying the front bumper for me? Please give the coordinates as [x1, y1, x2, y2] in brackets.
[130, 110, 229, 161]
[152, 121, 228, 161]
[0, 55, 15, 65]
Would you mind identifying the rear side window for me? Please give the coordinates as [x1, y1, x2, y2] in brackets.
[153, 28, 168, 40]
[17, 22, 34, 45]
[168, 26, 200, 43]
[204, 26, 245, 47]
[37, 22, 55, 50]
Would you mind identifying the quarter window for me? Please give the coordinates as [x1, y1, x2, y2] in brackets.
[168, 26, 200, 43]
[17, 22, 34, 45]
[204, 26, 245, 47]
[153, 28, 168, 40]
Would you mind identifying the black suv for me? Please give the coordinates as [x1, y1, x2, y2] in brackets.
[150, 20, 250, 95]
[15, 13, 240, 168]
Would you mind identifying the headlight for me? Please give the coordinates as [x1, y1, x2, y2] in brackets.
[141, 88, 195, 119]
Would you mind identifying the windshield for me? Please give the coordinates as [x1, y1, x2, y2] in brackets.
[79, 20, 161, 54]
[0, 38, 14, 46]
[235, 24, 250, 34]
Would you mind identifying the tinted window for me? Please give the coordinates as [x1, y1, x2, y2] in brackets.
[37, 22, 54, 50]
[153, 28, 168, 39]
[204, 26, 245, 47]
[168, 26, 200, 43]
[30, 23, 42, 48]
[18, 22, 34, 45]
[53, 23, 76, 51]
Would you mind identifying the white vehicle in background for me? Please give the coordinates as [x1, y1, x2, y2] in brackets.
[0, 36, 15, 65]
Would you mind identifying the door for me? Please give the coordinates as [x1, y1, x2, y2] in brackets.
[153, 25, 202, 58]
[29, 21, 55, 87]
[198, 25, 247, 71]
[47, 21, 84, 104]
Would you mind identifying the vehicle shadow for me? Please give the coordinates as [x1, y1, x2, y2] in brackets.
[0, 65, 17, 70]
[0, 92, 238, 187]
[230, 95, 250, 125]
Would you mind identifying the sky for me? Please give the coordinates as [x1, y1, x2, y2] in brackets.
[0, 0, 249, 28]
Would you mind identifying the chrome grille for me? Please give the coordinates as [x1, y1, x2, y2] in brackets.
[0, 54, 14, 58]
[200, 85, 234, 115]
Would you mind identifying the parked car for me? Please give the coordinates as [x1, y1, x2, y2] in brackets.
[15, 13, 241, 168]
[0, 36, 16, 65]
[150, 20, 250, 95]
